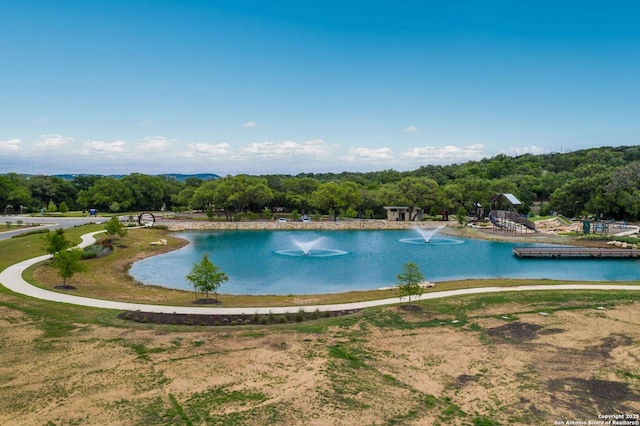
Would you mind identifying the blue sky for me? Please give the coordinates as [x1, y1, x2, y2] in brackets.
[1, 1, 639, 175]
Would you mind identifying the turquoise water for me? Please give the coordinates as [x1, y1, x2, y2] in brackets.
[129, 230, 640, 295]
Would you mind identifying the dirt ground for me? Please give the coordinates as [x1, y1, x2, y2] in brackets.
[1, 299, 639, 425]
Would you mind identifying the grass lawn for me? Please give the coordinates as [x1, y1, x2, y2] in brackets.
[1, 225, 640, 424]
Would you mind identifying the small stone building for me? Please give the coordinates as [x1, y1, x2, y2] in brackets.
[384, 206, 424, 221]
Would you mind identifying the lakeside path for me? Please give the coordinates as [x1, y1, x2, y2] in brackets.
[1, 229, 639, 315]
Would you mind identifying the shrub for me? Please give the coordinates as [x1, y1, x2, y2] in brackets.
[148, 225, 168, 230]
[82, 243, 113, 259]
[12, 228, 50, 238]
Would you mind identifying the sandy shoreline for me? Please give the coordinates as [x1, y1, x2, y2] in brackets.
[162, 219, 447, 232]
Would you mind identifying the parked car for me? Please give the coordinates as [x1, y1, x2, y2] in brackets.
[301, 215, 311, 223]
[278, 217, 287, 222]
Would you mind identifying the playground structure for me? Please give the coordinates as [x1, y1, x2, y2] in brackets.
[581, 218, 632, 235]
[487, 193, 536, 234]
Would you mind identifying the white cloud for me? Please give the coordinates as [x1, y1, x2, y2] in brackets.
[34, 117, 48, 124]
[242, 120, 257, 128]
[0, 138, 23, 153]
[240, 139, 332, 158]
[403, 125, 418, 133]
[34, 134, 73, 150]
[500, 145, 547, 156]
[188, 142, 233, 156]
[1, 130, 559, 175]
[139, 136, 173, 152]
[82, 140, 127, 155]
[139, 119, 153, 126]
[402, 144, 486, 164]
[346, 147, 393, 161]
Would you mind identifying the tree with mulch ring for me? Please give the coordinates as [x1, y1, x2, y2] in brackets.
[396, 261, 425, 311]
[186, 253, 228, 304]
[53, 248, 86, 290]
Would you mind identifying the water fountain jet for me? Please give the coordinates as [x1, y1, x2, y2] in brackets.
[293, 237, 324, 255]
[415, 225, 446, 243]
[398, 225, 463, 245]
[275, 236, 348, 257]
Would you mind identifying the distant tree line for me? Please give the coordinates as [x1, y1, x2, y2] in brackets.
[3, 145, 640, 220]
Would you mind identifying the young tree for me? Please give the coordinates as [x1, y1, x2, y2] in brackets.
[53, 248, 85, 289]
[109, 201, 121, 213]
[104, 216, 127, 240]
[456, 207, 468, 226]
[59, 201, 69, 214]
[396, 261, 425, 306]
[44, 228, 71, 258]
[186, 253, 228, 302]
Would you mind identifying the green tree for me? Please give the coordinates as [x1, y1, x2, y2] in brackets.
[47, 200, 57, 212]
[53, 248, 85, 289]
[443, 177, 518, 217]
[59, 201, 69, 214]
[191, 175, 273, 220]
[8, 187, 32, 212]
[122, 173, 166, 211]
[456, 207, 468, 225]
[76, 177, 134, 212]
[186, 253, 228, 302]
[379, 177, 441, 220]
[44, 228, 71, 258]
[396, 261, 425, 306]
[28, 175, 78, 211]
[282, 177, 319, 213]
[310, 181, 362, 221]
[262, 207, 273, 220]
[105, 216, 127, 240]
[172, 186, 196, 210]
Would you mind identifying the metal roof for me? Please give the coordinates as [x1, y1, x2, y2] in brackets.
[489, 193, 522, 205]
[503, 193, 522, 205]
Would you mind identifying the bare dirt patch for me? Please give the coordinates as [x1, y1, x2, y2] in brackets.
[487, 321, 543, 340]
[1, 301, 639, 425]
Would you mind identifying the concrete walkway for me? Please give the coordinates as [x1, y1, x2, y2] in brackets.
[0, 231, 639, 315]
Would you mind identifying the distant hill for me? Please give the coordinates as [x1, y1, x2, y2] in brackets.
[160, 173, 220, 182]
[51, 173, 220, 182]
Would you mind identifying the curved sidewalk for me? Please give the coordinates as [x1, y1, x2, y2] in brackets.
[1, 231, 639, 315]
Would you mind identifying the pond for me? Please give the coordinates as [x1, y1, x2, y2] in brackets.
[128, 230, 640, 295]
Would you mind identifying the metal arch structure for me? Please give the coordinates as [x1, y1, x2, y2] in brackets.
[138, 212, 156, 226]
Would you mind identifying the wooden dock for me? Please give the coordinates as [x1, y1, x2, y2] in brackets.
[513, 247, 640, 259]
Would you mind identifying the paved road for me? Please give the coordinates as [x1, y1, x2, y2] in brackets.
[1, 230, 639, 315]
[0, 215, 107, 241]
